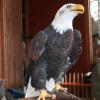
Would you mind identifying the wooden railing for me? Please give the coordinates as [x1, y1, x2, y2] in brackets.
[62, 72, 94, 99]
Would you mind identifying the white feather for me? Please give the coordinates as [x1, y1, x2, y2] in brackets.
[46, 78, 55, 92]
[51, 13, 78, 34]
[25, 77, 40, 98]
[51, 4, 78, 34]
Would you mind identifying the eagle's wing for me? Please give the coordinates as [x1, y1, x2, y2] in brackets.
[27, 30, 48, 62]
[25, 31, 48, 85]
[69, 29, 82, 65]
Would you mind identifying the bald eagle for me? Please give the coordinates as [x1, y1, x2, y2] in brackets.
[25, 3, 84, 100]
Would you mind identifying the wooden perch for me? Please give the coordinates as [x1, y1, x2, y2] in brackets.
[20, 91, 81, 100]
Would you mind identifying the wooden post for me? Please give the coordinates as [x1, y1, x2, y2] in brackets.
[0, 0, 4, 80]
[0, 0, 23, 88]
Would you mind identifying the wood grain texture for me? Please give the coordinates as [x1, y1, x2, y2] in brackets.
[1, 0, 24, 88]
[0, 0, 5, 79]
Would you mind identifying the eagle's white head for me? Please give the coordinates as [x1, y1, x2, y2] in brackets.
[51, 3, 84, 34]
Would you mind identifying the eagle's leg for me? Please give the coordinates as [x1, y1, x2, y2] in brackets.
[55, 83, 68, 93]
[37, 90, 51, 100]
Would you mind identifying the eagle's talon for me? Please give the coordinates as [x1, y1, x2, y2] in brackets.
[55, 83, 68, 93]
[63, 88, 68, 93]
[52, 94, 56, 100]
[37, 90, 51, 100]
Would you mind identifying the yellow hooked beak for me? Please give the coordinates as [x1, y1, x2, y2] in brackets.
[71, 4, 84, 14]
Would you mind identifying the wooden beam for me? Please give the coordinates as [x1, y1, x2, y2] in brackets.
[0, 0, 4, 79]
[3, 0, 23, 88]
[0, 0, 23, 88]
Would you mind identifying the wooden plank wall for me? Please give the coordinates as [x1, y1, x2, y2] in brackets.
[0, 0, 24, 88]
[0, 0, 5, 79]
[26, 0, 93, 72]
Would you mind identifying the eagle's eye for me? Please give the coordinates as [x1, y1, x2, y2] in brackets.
[66, 5, 72, 9]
